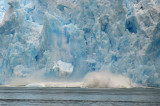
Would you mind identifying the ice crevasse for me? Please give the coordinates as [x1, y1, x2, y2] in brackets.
[0, 0, 160, 87]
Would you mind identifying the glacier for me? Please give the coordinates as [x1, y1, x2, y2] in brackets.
[0, 0, 160, 87]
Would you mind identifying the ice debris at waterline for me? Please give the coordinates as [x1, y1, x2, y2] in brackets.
[0, 0, 160, 87]
[4, 71, 137, 88]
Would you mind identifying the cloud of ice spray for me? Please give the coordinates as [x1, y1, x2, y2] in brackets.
[83, 71, 137, 88]
[5, 70, 138, 88]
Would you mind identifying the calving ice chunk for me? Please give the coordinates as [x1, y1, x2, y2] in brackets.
[52, 60, 73, 77]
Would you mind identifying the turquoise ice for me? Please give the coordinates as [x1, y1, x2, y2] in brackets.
[0, 0, 160, 87]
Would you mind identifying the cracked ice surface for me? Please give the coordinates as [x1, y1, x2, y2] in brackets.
[0, 0, 160, 87]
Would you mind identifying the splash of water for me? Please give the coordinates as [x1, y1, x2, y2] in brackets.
[83, 71, 138, 88]
[4, 71, 139, 88]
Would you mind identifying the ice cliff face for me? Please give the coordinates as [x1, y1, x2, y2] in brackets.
[0, 0, 160, 87]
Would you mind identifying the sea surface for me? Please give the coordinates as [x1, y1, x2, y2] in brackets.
[0, 87, 160, 106]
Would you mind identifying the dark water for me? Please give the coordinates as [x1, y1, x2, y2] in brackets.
[0, 87, 160, 106]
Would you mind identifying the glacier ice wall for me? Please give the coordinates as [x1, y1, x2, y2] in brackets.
[0, 0, 160, 87]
